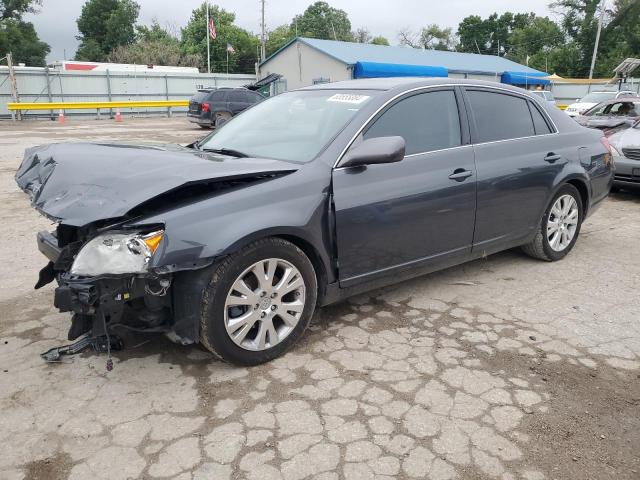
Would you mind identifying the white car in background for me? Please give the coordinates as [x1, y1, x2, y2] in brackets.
[565, 90, 636, 117]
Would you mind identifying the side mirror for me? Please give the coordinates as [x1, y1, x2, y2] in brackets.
[340, 136, 406, 168]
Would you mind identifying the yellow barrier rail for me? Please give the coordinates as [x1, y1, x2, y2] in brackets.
[7, 100, 189, 111]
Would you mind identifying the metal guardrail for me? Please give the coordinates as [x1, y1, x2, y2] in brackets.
[7, 100, 189, 111]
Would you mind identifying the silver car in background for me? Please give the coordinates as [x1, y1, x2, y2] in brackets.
[609, 120, 640, 191]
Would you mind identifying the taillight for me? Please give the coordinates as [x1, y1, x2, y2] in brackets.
[201, 102, 209, 113]
[599, 136, 612, 166]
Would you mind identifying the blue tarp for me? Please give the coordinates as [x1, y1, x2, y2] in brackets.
[501, 71, 550, 86]
[353, 61, 448, 79]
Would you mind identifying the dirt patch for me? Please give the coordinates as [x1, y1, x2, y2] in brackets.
[23, 451, 73, 480]
[459, 346, 640, 480]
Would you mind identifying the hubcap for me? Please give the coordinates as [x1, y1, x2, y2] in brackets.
[547, 194, 579, 252]
[224, 258, 306, 351]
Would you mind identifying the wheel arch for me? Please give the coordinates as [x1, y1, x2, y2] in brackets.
[219, 228, 333, 302]
[565, 177, 590, 216]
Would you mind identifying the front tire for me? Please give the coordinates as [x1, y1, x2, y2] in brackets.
[200, 238, 317, 365]
[522, 184, 583, 262]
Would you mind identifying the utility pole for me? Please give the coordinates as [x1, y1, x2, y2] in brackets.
[260, 0, 266, 62]
[589, 0, 606, 79]
[6, 53, 21, 121]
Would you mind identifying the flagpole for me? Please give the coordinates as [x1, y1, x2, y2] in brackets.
[206, 3, 210, 74]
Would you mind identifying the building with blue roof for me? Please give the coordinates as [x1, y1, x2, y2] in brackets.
[258, 37, 549, 91]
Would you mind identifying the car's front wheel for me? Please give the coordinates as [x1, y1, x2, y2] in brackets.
[200, 238, 317, 365]
[522, 184, 583, 261]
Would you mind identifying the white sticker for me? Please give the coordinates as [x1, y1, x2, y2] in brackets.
[327, 93, 370, 104]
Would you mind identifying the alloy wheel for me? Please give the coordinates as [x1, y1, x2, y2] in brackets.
[547, 194, 579, 252]
[224, 258, 306, 351]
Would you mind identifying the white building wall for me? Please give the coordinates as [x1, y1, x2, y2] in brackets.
[259, 41, 351, 91]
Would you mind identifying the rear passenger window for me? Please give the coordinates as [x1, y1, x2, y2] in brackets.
[228, 91, 246, 102]
[364, 90, 461, 155]
[210, 91, 227, 102]
[529, 103, 552, 135]
[467, 90, 535, 142]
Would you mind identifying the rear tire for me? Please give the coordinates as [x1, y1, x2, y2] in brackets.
[200, 238, 317, 365]
[521, 184, 583, 262]
[214, 111, 232, 128]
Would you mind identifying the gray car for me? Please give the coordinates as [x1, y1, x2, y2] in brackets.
[16, 78, 613, 365]
[609, 120, 640, 190]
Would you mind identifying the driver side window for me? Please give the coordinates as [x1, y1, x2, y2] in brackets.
[363, 90, 462, 155]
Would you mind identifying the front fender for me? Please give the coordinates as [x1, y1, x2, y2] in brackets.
[132, 164, 335, 282]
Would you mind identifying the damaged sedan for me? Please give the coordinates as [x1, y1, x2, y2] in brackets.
[16, 78, 613, 365]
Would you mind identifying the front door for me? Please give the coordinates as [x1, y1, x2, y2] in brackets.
[332, 88, 477, 286]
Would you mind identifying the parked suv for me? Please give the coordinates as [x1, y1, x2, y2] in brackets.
[187, 87, 264, 128]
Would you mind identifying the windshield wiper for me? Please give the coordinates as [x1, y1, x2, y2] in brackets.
[201, 147, 249, 158]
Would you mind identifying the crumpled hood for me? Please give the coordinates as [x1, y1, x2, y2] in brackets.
[15, 142, 297, 226]
[576, 115, 637, 130]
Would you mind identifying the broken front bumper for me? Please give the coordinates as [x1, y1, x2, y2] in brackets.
[36, 229, 171, 340]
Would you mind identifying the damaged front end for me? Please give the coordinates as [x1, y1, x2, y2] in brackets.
[16, 142, 299, 362]
[35, 225, 176, 361]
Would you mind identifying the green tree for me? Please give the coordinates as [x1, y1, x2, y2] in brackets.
[593, 0, 640, 76]
[400, 25, 456, 51]
[180, 3, 258, 73]
[0, 0, 49, 66]
[506, 17, 565, 70]
[550, 0, 601, 76]
[1, 0, 41, 19]
[291, 1, 353, 41]
[108, 21, 201, 67]
[370, 35, 389, 46]
[265, 24, 294, 57]
[457, 12, 535, 55]
[75, 0, 139, 61]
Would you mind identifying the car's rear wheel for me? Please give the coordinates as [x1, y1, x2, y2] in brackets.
[214, 111, 232, 127]
[522, 184, 583, 261]
[200, 238, 317, 365]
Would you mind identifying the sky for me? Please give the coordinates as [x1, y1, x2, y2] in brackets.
[26, 0, 555, 63]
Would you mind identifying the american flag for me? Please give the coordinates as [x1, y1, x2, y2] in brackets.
[226, 43, 235, 54]
[208, 16, 216, 40]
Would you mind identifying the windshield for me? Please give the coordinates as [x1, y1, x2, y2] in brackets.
[580, 92, 616, 103]
[199, 89, 377, 162]
[586, 100, 640, 117]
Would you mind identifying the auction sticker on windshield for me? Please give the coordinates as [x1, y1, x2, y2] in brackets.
[327, 93, 370, 104]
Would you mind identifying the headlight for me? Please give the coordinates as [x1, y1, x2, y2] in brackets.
[609, 144, 622, 157]
[70, 230, 164, 276]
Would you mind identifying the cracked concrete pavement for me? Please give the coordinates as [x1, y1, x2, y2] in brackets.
[0, 118, 639, 480]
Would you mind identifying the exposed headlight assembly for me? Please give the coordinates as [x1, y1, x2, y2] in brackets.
[70, 230, 164, 276]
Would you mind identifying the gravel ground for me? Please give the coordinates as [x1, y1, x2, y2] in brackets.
[0, 117, 638, 480]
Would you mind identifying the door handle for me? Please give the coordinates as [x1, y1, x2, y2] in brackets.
[448, 168, 473, 182]
[544, 153, 562, 163]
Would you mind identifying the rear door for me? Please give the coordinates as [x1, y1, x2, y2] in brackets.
[227, 90, 251, 115]
[332, 87, 477, 286]
[463, 87, 568, 252]
[208, 90, 229, 113]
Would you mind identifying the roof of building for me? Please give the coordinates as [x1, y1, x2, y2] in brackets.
[261, 37, 546, 76]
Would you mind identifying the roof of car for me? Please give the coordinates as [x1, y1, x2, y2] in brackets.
[300, 77, 531, 94]
[594, 96, 640, 104]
